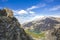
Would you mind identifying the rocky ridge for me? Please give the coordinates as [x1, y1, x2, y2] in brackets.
[0, 8, 33, 40]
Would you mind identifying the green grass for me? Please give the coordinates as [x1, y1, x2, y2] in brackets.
[25, 30, 45, 38]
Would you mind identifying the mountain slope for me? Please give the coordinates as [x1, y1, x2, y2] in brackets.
[0, 8, 33, 40]
[22, 17, 60, 40]
[22, 17, 60, 31]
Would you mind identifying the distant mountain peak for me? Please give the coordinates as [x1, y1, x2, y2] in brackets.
[22, 17, 60, 31]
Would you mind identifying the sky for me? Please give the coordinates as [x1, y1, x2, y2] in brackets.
[0, 0, 60, 24]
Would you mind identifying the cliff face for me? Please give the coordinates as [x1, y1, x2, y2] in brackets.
[0, 8, 33, 40]
[51, 28, 60, 40]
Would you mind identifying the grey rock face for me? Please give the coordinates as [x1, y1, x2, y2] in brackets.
[0, 8, 33, 40]
[0, 16, 32, 40]
[52, 28, 60, 40]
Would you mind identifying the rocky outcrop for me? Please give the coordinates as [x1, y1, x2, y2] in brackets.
[0, 8, 13, 17]
[51, 28, 60, 40]
[46, 28, 60, 40]
[0, 8, 33, 40]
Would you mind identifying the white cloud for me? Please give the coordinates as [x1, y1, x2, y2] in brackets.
[13, 10, 28, 15]
[49, 5, 60, 11]
[27, 6, 38, 11]
[13, 10, 36, 15]
[29, 11, 35, 14]
[31, 15, 45, 21]
[48, 14, 60, 17]
[15, 12, 60, 24]
[13, 3, 46, 24]
[13, 3, 46, 15]
[20, 15, 60, 24]
[23, 15, 45, 23]
[17, 10, 28, 14]
[27, 3, 46, 11]
[28, 11, 36, 17]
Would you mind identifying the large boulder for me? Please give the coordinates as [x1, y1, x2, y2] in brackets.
[0, 8, 13, 18]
